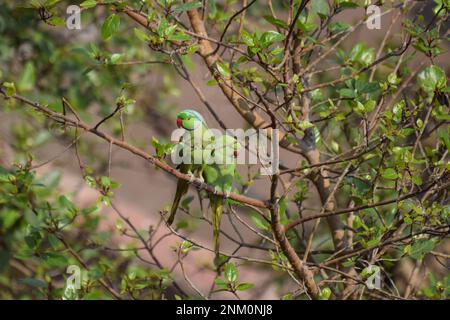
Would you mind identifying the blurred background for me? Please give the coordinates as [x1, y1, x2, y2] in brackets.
[0, 0, 448, 299]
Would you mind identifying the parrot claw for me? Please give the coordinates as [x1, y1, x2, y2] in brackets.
[224, 190, 231, 198]
[186, 172, 195, 183]
[213, 186, 220, 195]
[196, 176, 206, 190]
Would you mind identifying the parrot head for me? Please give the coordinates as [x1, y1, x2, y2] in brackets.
[176, 109, 206, 131]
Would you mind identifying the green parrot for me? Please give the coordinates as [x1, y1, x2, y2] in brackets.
[168, 109, 238, 267]
[202, 134, 238, 266]
[167, 109, 212, 225]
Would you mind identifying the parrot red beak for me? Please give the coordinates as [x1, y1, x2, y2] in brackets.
[234, 150, 239, 158]
[177, 118, 182, 128]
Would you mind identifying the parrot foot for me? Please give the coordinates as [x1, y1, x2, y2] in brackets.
[186, 172, 195, 183]
[196, 176, 206, 190]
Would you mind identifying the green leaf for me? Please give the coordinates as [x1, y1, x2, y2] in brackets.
[101, 14, 120, 40]
[58, 195, 77, 213]
[342, 258, 356, 268]
[216, 62, 231, 78]
[328, 22, 350, 34]
[173, 1, 202, 13]
[319, 287, 332, 300]
[45, 0, 61, 6]
[241, 31, 255, 47]
[251, 214, 269, 231]
[352, 215, 368, 231]
[437, 128, 450, 151]
[101, 176, 111, 188]
[47, 234, 60, 249]
[359, 49, 374, 66]
[48, 16, 65, 26]
[109, 53, 123, 64]
[168, 32, 191, 42]
[364, 100, 376, 113]
[2, 82, 16, 97]
[412, 175, 423, 186]
[80, 0, 97, 9]
[349, 43, 374, 66]
[157, 18, 177, 38]
[40, 171, 61, 190]
[349, 45, 363, 63]
[180, 240, 193, 253]
[236, 282, 254, 291]
[361, 265, 380, 279]
[416, 118, 423, 129]
[417, 65, 446, 95]
[360, 82, 379, 94]
[311, 0, 330, 18]
[263, 15, 288, 29]
[18, 62, 36, 92]
[0, 250, 11, 272]
[151, 137, 175, 158]
[336, 0, 359, 9]
[382, 168, 398, 180]
[298, 120, 314, 130]
[81, 206, 97, 216]
[208, 0, 217, 18]
[2, 209, 20, 230]
[330, 140, 340, 153]
[388, 72, 401, 85]
[19, 278, 48, 288]
[366, 236, 381, 248]
[279, 197, 288, 224]
[224, 263, 238, 283]
[312, 126, 322, 147]
[260, 31, 285, 48]
[214, 277, 228, 289]
[41, 252, 68, 268]
[354, 101, 366, 114]
[339, 88, 355, 98]
[349, 177, 371, 196]
[410, 239, 435, 260]
[296, 21, 316, 33]
[181, 195, 194, 209]
[282, 293, 294, 300]
[134, 28, 151, 42]
[25, 235, 38, 250]
[176, 220, 189, 230]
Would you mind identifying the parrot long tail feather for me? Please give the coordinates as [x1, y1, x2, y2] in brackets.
[211, 195, 223, 268]
[167, 180, 189, 225]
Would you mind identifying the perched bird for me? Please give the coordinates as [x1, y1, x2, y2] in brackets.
[169, 109, 238, 267]
[167, 109, 211, 225]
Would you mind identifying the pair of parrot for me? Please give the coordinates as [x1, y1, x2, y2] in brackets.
[167, 109, 238, 266]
